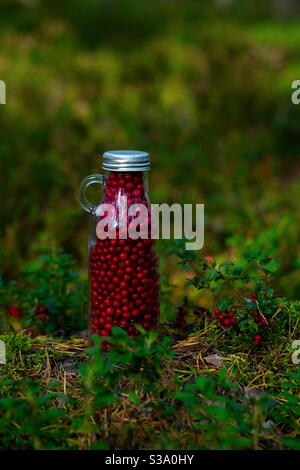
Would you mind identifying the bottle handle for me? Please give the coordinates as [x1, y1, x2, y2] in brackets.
[78, 174, 104, 213]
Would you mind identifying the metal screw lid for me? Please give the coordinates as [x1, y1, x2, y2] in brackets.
[102, 150, 150, 172]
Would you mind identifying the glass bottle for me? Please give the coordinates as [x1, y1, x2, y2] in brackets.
[79, 150, 159, 348]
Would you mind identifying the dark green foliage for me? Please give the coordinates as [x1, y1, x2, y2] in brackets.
[0, 0, 299, 451]
[0, 375, 69, 449]
[178, 246, 299, 349]
[0, 249, 87, 335]
[1, 0, 300, 300]
[0, 328, 299, 449]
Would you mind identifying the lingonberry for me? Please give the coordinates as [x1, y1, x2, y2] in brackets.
[8, 305, 22, 318]
[89, 170, 159, 342]
[251, 292, 257, 300]
[178, 307, 187, 317]
[34, 305, 49, 315]
[100, 329, 109, 336]
[26, 329, 36, 338]
[173, 306, 188, 329]
[203, 256, 214, 262]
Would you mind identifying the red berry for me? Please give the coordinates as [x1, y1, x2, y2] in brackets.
[39, 314, 46, 321]
[214, 308, 221, 316]
[254, 334, 262, 341]
[178, 307, 187, 317]
[270, 322, 275, 328]
[223, 318, 231, 327]
[251, 292, 257, 300]
[8, 305, 22, 318]
[203, 256, 214, 262]
[26, 329, 36, 338]
[228, 311, 234, 318]
[34, 305, 49, 315]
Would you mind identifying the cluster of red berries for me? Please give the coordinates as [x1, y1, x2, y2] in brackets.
[253, 334, 262, 346]
[8, 304, 49, 338]
[26, 305, 49, 337]
[89, 171, 159, 348]
[34, 305, 49, 322]
[251, 308, 275, 329]
[104, 171, 147, 204]
[214, 308, 237, 327]
[174, 307, 187, 330]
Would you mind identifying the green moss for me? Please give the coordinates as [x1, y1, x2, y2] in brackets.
[0, 333, 46, 376]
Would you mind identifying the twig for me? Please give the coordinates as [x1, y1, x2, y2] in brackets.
[255, 300, 269, 324]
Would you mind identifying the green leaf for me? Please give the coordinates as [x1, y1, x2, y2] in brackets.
[282, 438, 300, 450]
[219, 261, 235, 269]
[205, 269, 218, 281]
[128, 391, 141, 405]
[262, 260, 279, 273]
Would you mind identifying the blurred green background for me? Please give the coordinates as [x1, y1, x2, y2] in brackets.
[1, 0, 300, 297]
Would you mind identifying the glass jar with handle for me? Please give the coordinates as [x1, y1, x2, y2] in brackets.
[79, 150, 160, 348]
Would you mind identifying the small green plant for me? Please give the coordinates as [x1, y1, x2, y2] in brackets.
[0, 374, 69, 449]
[0, 249, 87, 336]
[80, 327, 174, 394]
[176, 247, 293, 349]
[175, 367, 300, 450]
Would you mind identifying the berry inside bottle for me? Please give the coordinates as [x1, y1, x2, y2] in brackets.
[89, 171, 159, 349]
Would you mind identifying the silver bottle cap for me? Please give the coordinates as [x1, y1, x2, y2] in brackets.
[102, 150, 150, 172]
